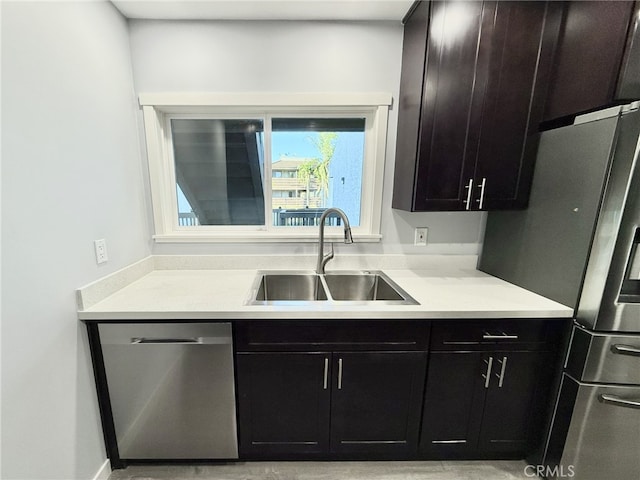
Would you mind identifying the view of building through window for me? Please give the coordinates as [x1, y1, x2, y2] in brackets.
[174, 117, 365, 228]
[271, 122, 364, 227]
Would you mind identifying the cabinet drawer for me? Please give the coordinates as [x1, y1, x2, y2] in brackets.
[235, 320, 430, 352]
[430, 320, 562, 351]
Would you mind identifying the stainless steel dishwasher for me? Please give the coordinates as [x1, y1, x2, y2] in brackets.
[98, 322, 238, 459]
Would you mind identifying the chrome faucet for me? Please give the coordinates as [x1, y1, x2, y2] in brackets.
[316, 207, 353, 275]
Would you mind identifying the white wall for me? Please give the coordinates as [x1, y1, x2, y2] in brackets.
[1, 2, 151, 479]
[128, 20, 486, 256]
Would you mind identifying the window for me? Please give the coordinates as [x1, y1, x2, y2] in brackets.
[140, 93, 391, 242]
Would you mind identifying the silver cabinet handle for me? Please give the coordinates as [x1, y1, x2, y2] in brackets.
[495, 356, 507, 388]
[483, 332, 519, 340]
[477, 177, 487, 209]
[337, 358, 343, 390]
[464, 178, 474, 210]
[131, 337, 202, 344]
[323, 357, 329, 390]
[482, 356, 493, 388]
[611, 344, 640, 357]
[600, 394, 640, 410]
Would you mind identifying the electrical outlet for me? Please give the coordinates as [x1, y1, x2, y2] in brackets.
[414, 227, 428, 246]
[94, 239, 108, 264]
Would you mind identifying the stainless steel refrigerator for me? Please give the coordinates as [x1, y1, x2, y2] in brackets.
[480, 102, 640, 480]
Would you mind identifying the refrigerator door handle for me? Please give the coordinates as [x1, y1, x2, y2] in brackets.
[611, 344, 640, 357]
[600, 394, 640, 410]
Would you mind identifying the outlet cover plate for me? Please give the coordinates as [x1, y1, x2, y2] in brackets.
[414, 227, 428, 246]
[94, 239, 108, 264]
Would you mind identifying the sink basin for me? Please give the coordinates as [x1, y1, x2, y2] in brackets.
[246, 270, 418, 305]
[253, 274, 328, 302]
[323, 273, 406, 301]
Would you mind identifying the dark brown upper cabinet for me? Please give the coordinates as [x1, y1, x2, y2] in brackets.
[543, 1, 640, 123]
[392, 1, 559, 211]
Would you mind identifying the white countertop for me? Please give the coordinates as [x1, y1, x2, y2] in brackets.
[76, 256, 573, 321]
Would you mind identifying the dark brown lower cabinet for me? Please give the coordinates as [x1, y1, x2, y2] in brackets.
[330, 351, 426, 457]
[478, 352, 550, 454]
[235, 319, 565, 461]
[419, 352, 486, 457]
[420, 350, 553, 459]
[236, 350, 427, 459]
[236, 352, 331, 456]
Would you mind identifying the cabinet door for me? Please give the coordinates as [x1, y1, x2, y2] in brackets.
[236, 352, 331, 457]
[543, 1, 637, 121]
[412, 1, 485, 211]
[392, 0, 430, 212]
[395, 1, 556, 212]
[473, 1, 556, 210]
[617, 2, 640, 100]
[419, 351, 487, 457]
[329, 351, 426, 456]
[478, 351, 548, 454]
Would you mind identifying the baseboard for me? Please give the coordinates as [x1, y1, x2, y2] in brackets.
[92, 459, 111, 480]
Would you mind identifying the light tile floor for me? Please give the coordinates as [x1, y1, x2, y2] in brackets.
[108, 460, 536, 480]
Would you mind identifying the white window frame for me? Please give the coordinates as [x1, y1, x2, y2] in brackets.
[139, 93, 391, 243]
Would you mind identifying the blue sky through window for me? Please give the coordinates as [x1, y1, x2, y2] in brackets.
[272, 132, 320, 160]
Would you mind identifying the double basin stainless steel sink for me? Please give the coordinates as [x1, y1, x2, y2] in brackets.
[245, 209, 420, 305]
[246, 270, 419, 306]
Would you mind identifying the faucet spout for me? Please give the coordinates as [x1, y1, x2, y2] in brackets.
[316, 207, 353, 275]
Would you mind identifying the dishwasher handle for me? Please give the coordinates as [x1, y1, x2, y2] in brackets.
[130, 336, 232, 345]
[132, 337, 201, 344]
